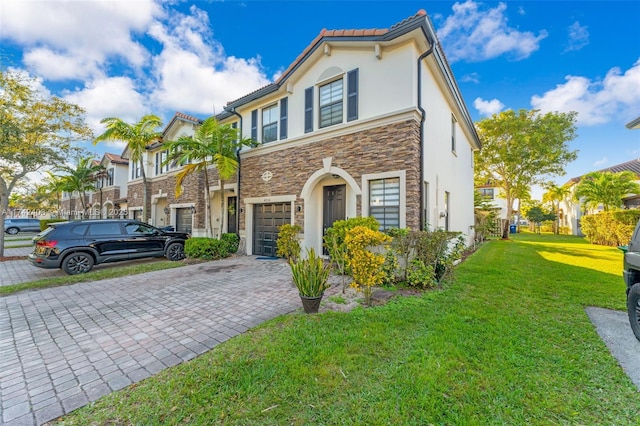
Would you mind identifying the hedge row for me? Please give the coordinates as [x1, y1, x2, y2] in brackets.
[580, 210, 640, 246]
[184, 233, 239, 260]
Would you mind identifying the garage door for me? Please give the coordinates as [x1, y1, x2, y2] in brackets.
[176, 208, 193, 234]
[254, 203, 291, 257]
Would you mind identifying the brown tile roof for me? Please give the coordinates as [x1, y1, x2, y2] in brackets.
[567, 158, 640, 185]
[225, 10, 427, 108]
[104, 153, 128, 165]
[174, 111, 202, 124]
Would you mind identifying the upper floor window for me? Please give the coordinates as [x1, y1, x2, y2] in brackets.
[107, 168, 114, 186]
[262, 105, 278, 143]
[155, 151, 169, 176]
[319, 79, 343, 128]
[478, 188, 494, 199]
[131, 162, 141, 179]
[369, 177, 400, 231]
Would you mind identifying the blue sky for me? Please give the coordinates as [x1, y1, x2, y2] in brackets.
[1, 0, 639, 198]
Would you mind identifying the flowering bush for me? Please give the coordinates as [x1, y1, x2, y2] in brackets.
[276, 224, 302, 262]
[345, 226, 392, 305]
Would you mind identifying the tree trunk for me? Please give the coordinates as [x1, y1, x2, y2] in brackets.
[0, 194, 7, 258]
[203, 170, 212, 238]
[140, 159, 149, 222]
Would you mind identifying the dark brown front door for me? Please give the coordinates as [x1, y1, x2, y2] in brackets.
[323, 185, 346, 252]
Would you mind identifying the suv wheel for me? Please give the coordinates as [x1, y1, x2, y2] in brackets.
[6, 227, 19, 235]
[62, 252, 95, 275]
[628, 283, 640, 341]
[166, 242, 185, 261]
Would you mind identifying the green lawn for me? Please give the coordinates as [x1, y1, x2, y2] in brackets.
[56, 233, 639, 425]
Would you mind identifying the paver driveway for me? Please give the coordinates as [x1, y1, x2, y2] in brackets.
[0, 256, 300, 425]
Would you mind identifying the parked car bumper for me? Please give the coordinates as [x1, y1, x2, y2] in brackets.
[27, 253, 61, 269]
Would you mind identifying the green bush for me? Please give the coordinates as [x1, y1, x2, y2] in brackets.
[221, 233, 239, 254]
[324, 216, 379, 271]
[184, 237, 230, 260]
[276, 224, 302, 262]
[580, 209, 640, 246]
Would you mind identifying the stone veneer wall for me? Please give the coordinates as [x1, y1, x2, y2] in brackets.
[127, 169, 237, 228]
[239, 119, 422, 231]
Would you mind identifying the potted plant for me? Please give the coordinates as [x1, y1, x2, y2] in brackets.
[290, 247, 331, 313]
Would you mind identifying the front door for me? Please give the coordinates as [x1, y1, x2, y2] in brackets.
[323, 185, 346, 252]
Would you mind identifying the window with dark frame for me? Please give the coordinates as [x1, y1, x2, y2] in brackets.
[478, 188, 494, 199]
[451, 114, 457, 153]
[319, 79, 343, 128]
[369, 177, 400, 231]
[262, 105, 278, 143]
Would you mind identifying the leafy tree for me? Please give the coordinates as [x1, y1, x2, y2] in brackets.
[474, 109, 578, 239]
[526, 205, 556, 234]
[542, 183, 571, 234]
[56, 156, 104, 215]
[0, 70, 92, 257]
[43, 171, 69, 212]
[94, 115, 163, 222]
[164, 117, 256, 238]
[574, 170, 640, 212]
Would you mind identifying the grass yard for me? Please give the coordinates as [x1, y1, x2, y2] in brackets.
[56, 233, 639, 425]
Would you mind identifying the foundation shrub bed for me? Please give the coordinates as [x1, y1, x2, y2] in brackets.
[185, 237, 233, 260]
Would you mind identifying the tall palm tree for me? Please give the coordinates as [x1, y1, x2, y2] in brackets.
[94, 115, 163, 221]
[164, 117, 256, 238]
[574, 171, 640, 212]
[43, 171, 67, 212]
[57, 157, 104, 216]
[543, 183, 570, 234]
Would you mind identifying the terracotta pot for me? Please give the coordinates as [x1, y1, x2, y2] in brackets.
[299, 294, 323, 314]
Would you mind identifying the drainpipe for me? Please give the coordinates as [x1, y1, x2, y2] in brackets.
[417, 42, 434, 231]
[224, 106, 243, 237]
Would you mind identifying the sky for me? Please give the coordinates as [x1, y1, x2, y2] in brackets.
[1, 0, 639, 200]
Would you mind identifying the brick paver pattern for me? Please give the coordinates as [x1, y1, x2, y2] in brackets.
[0, 257, 300, 425]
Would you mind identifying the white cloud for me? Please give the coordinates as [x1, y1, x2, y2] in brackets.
[593, 157, 608, 167]
[531, 59, 640, 125]
[436, 0, 548, 63]
[0, 0, 159, 80]
[564, 21, 589, 53]
[147, 6, 269, 115]
[474, 97, 505, 116]
[63, 77, 150, 137]
[460, 73, 480, 84]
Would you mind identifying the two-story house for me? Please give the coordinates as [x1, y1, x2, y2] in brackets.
[560, 158, 640, 235]
[213, 10, 481, 256]
[60, 153, 128, 220]
[123, 112, 205, 234]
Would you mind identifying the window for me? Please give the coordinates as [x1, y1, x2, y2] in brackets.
[369, 178, 400, 231]
[88, 222, 122, 236]
[319, 79, 343, 128]
[107, 168, 114, 186]
[423, 181, 429, 230]
[125, 222, 155, 235]
[155, 151, 169, 176]
[131, 162, 140, 179]
[262, 105, 278, 143]
[451, 114, 457, 153]
[478, 188, 494, 199]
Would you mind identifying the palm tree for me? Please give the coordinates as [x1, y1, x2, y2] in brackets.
[94, 115, 163, 221]
[56, 156, 104, 216]
[43, 171, 67, 212]
[163, 117, 256, 238]
[542, 183, 570, 234]
[574, 171, 640, 212]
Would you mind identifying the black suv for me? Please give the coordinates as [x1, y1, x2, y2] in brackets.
[29, 220, 189, 275]
[4, 218, 41, 234]
[622, 219, 640, 341]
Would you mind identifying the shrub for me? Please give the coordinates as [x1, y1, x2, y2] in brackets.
[406, 259, 436, 289]
[184, 237, 230, 260]
[276, 224, 302, 262]
[290, 247, 330, 297]
[580, 210, 640, 246]
[324, 216, 379, 272]
[221, 233, 239, 254]
[414, 229, 465, 283]
[345, 226, 392, 305]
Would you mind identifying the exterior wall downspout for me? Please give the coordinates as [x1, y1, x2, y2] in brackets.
[224, 107, 243, 237]
[417, 44, 434, 231]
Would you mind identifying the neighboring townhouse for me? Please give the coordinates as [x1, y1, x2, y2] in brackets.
[123, 112, 207, 234]
[215, 10, 481, 256]
[560, 158, 640, 236]
[59, 154, 129, 219]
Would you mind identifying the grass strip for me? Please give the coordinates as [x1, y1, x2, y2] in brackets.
[55, 233, 639, 425]
[0, 260, 184, 296]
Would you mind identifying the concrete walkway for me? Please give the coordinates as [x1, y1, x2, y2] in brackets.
[0, 256, 299, 425]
